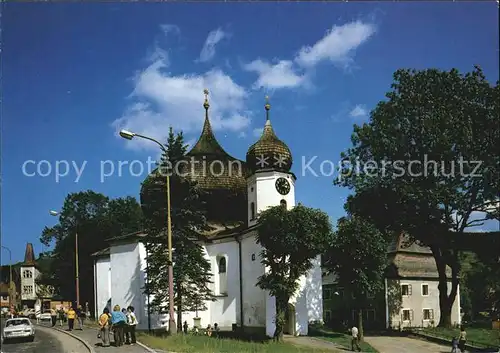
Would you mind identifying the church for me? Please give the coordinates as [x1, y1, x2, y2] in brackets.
[93, 92, 323, 336]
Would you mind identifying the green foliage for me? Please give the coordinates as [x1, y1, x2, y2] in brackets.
[323, 216, 389, 338]
[143, 127, 213, 329]
[256, 204, 334, 341]
[336, 66, 499, 327]
[38, 191, 144, 308]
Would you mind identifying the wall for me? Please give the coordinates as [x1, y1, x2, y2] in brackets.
[387, 278, 461, 329]
[241, 233, 266, 329]
[94, 257, 111, 318]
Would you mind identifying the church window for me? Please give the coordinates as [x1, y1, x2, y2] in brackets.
[216, 256, 228, 295]
[280, 199, 287, 208]
[250, 187, 254, 192]
[23, 270, 33, 278]
[250, 202, 256, 219]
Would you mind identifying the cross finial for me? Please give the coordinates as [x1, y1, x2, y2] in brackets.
[203, 89, 210, 110]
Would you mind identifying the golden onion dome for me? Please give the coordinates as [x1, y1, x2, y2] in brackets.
[246, 97, 292, 173]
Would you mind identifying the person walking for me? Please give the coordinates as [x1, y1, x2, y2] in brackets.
[350, 325, 361, 352]
[57, 306, 65, 327]
[126, 306, 138, 345]
[75, 305, 84, 330]
[98, 308, 112, 347]
[458, 326, 467, 352]
[110, 305, 126, 347]
[50, 307, 57, 327]
[67, 306, 76, 331]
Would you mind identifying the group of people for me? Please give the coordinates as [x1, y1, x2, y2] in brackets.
[98, 305, 138, 347]
[181, 321, 220, 337]
[49, 304, 86, 331]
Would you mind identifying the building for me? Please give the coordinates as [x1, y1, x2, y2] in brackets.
[322, 234, 461, 330]
[0, 283, 11, 309]
[20, 243, 40, 308]
[93, 94, 323, 336]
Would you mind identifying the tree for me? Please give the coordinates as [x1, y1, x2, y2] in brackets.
[336, 66, 499, 327]
[256, 204, 334, 341]
[142, 127, 214, 332]
[38, 191, 144, 312]
[323, 216, 389, 340]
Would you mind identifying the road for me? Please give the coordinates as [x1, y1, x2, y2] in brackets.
[1, 318, 88, 353]
[364, 336, 452, 353]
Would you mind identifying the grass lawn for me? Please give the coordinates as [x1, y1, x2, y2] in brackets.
[307, 327, 379, 352]
[137, 332, 335, 353]
[422, 326, 500, 348]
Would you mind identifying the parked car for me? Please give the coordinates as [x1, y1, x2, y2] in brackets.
[37, 310, 52, 321]
[2, 318, 35, 343]
[20, 308, 35, 319]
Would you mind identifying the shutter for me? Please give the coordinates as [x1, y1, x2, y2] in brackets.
[410, 309, 414, 321]
[408, 284, 412, 295]
[430, 309, 434, 320]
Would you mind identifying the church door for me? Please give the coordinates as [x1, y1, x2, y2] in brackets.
[284, 303, 296, 335]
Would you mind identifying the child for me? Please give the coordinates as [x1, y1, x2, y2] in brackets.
[451, 337, 458, 353]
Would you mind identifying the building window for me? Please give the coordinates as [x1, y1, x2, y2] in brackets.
[250, 202, 256, 220]
[23, 285, 33, 295]
[250, 187, 254, 192]
[23, 270, 33, 278]
[364, 309, 376, 322]
[423, 309, 434, 321]
[401, 284, 412, 296]
[401, 309, 413, 322]
[280, 199, 287, 208]
[217, 256, 227, 295]
[323, 288, 332, 300]
[421, 284, 429, 296]
[251, 254, 256, 261]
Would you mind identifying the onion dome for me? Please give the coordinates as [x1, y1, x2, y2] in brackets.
[246, 97, 292, 173]
[140, 89, 248, 227]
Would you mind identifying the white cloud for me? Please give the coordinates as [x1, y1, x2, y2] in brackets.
[244, 20, 375, 90]
[112, 48, 250, 152]
[253, 127, 263, 137]
[349, 104, 368, 119]
[198, 28, 227, 62]
[243, 59, 305, 90]
[295, 21, 375, 68]
[160, 24, 180, 37]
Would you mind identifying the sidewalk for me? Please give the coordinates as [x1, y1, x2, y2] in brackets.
[41, 321, 156, 353]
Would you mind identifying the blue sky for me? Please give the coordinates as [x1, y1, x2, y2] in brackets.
[2, 2, 499, 263]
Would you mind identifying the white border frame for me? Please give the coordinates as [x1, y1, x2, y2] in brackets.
[421, 283, 429, 297]
[401, 308, 412, 322]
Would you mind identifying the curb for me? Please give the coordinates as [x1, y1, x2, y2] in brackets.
[35, 323, 96, 353]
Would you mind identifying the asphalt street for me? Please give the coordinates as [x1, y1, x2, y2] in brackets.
[1, 318, 88, 353]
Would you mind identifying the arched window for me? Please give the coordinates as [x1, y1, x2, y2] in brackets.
[280, 199, 287, 209]
[216, 256, 228, 295]
[250, 202, 256, 219]
[23, 270, 33, 279]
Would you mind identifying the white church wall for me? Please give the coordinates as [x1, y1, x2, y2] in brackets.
[95, 257, 111, 318]
[110, 243, 145, 326]
[306, 255, 323, 327]
[241, 234, 267, 328]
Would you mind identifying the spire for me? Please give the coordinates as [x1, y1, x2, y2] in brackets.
[265, 95, 271, 121]
[24, 243, 35, 265]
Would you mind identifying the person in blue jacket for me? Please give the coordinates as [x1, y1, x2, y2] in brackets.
[110, 305, 127, 346]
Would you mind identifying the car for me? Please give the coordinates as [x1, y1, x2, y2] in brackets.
[2, 318, 35, 343]
[37, 310, 52, 321]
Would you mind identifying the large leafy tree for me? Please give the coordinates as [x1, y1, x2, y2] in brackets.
[39, 191, 144, 312]
[142, 127, 213, 332]
[256, 204, 334, 341]
[323, 216, 389, 340]
[336, 66, 499, 327]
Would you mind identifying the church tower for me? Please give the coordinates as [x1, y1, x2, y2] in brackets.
[20, 243, 38, 306]
[245, 97, 296, 227]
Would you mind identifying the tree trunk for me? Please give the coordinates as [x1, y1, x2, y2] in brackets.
[357, 309, 364, 341]
[432, 246, 460, 328]
[273, 294, 288, 342]
[176, 285, 183, 333]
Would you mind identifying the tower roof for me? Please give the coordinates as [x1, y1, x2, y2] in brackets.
[246, 97, 292, 173]
[24, 243, 36, 265]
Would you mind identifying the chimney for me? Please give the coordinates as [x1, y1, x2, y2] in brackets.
[24, 243, 35, 265]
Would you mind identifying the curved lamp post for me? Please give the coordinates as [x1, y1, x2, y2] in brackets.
[119, 129, 176, 334]
[50, 210, 80, 307]
[1, 245, 13, 309]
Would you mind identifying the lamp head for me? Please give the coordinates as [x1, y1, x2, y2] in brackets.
[119, 130, 136, 140]
[49, 210, 59, 216]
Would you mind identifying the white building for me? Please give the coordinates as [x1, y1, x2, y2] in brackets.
[20, 243, 40, 307]
[93, 96, 323, 336]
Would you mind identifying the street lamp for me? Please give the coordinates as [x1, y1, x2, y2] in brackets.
[119, 129, 176, 334]
[1, 245, 13, 309]
[50, 210, 80, 307]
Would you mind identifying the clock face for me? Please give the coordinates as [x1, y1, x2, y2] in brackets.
[275, 177, 291, 195]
